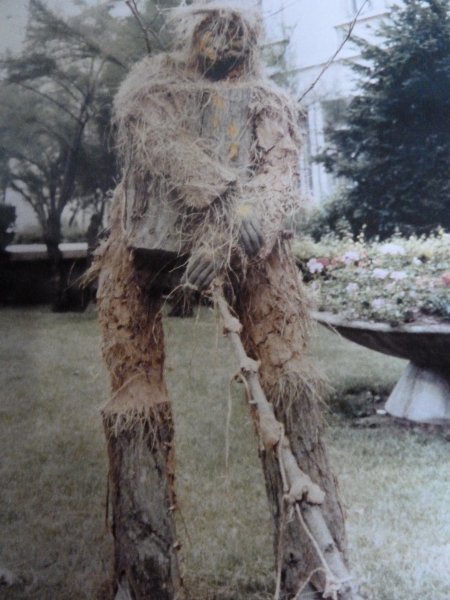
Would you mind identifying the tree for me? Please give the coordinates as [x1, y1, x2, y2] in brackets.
[318, 0, 450, 239]
[0, 0, 176, 306]
[0, 0, 124, 306]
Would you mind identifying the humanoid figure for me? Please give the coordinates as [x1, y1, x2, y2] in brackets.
[97, 5, 349, 599]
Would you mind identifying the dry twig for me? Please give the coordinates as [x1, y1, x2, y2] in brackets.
[298, 0, 370, 103]
[125, 0, 152, 54]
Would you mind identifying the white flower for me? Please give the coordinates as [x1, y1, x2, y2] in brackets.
[342, 250, 360, 264]
[412, 257, 422, 265]
[372, 268, 389, 279]
[390, 270, 407, 281]
[346, 283, 359, 294]
[379, 243, 406, 256]
[307, 258, 324, 274]
[371, 298, 386, 309]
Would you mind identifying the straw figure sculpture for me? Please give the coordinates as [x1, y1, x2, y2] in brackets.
[94, 4, 362, 599]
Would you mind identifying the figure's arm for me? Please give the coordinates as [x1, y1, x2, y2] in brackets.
[239, 92, 302, 258]
[184, 94, 302, 289]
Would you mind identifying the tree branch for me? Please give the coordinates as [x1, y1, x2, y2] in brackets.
[30, 0, 127, 70]
[126, 0, 152, 55]
[298, 0, 370, 103]
[11, 81, 81, 122]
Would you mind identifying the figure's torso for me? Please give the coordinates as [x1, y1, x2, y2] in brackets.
[123, 81, 255, 255]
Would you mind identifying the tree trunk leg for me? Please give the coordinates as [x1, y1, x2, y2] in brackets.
[105, 406, 182, 600]
[97, 226, 184, 599]
[236, 245, 350, 599]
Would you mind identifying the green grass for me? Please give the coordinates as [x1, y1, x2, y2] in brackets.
[0, 308, 449, 599]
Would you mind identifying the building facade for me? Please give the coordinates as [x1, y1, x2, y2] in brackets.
[262, 0, 399, 204]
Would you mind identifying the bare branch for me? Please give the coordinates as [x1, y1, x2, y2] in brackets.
[125, 0, 152, 55]
[298, 0, 370, 103]
[11, 81, 81, 122]
[29, 0, 127, 70]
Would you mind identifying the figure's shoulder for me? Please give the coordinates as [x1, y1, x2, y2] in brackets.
[113, 53, 188, 115]
[251, 78, 298, 116]
[249, 78, 301, 144]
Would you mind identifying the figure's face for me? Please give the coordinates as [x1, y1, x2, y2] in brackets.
[192, 13, 251, 80]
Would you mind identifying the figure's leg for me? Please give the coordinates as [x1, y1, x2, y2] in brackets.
[235, 245, 348, 599]
[97, 230, 183, 600]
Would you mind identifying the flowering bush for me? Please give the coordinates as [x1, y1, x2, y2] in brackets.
[293, 230, 450, 325]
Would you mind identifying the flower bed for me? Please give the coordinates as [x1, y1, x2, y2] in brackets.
[293, 231, 450, 325]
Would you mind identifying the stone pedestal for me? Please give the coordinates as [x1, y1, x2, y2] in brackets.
[312, 311, 450, 424]
[386, 363, 450, 423]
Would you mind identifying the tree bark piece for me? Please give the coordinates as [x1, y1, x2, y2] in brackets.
[97, 201, 184, 599]
[105, 409, 182, 600]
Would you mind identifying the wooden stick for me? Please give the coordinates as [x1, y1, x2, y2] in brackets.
[213, 286, 363, 600]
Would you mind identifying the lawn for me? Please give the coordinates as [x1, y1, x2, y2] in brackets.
[0, 307, 449, 599]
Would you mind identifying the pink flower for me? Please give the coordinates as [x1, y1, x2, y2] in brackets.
[442, 273, 450, 287]
[372, 268, 389, 279]
[307, 258, 324, 274]
[371, 298, 386, 309]
[390, 271, 407, 281]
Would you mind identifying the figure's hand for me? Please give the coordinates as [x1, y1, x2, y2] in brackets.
[238, 203, 264, 257]
[183, 252, 221, 290]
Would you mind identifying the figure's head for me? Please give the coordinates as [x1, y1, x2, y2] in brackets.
[191, 10, 257, 80]
[172, 4, 262, 80]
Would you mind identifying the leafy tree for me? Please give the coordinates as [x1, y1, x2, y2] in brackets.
[318, 0, 450, 239]
[0, 0, 177, 306]
[0, 1, 123, 261]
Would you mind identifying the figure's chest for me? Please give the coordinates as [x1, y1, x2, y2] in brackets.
[123, 83, 256, 256]
[174, 83, 255, 172]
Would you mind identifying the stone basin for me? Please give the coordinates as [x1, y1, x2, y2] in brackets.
[312, 311, 450, 424]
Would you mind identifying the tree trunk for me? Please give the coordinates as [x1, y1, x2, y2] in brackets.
[44, 213, 66, 311]
[97, 212, 184, 599]
[235, 244, 349, 599]
[104, 406, 182, 600]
